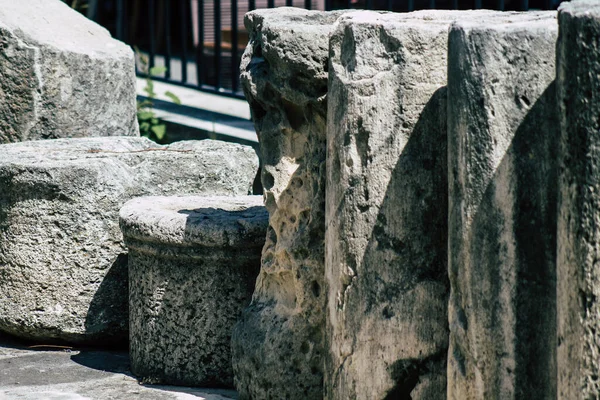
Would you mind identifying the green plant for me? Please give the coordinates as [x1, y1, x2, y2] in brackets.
[136, 50, 181, 143]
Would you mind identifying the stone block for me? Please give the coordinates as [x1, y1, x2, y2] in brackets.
[121, 195, 267, 387]
[556, 1, 600, 398]
[231, 8, 344, 399]
[0, 0, 138, 143]
[325, 10, 496, 400]
[0, 137, 258, 345]
[447, 13, 558, 400]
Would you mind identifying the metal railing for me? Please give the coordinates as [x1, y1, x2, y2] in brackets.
[90, 0, 564, 100]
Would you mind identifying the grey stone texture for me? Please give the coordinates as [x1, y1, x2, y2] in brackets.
[0, 0, 138, 143]
[121, 196, 267, 388]
[556, 1, 600, 398]
[325, 10, 478, 400]
[447, 13, 558, 400]
[231, 8, 344, 399]
[0, 137, 258, 345]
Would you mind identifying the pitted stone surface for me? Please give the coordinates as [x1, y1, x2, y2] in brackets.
[0, 0, 138, 143]
[231, 8, 344, 400]
[121, 196, 267, 387]
[0, 137, 258, 345]
[447, 13, 558, 400]
[556, 1, 600, 398]
[325, 10, 486, 400]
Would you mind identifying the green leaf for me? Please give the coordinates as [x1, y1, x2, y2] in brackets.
[143, 80, 155, 98]
[140, 122, 151, 133]
[137, 111, 155, 121]
[149, 66, 167, 76]
[164, 91, 182, 105]
[151, 124, 167, 140]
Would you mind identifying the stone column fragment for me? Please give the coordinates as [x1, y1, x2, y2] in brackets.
[326, 10, 493, 400]
[0, 0, 138, 142]
[0, 137, 257, 345]
[447, 13, 558, 400]
[556, 1, 600, 398]
[121, 196, 267, 387]
[231, 8, 344, 400]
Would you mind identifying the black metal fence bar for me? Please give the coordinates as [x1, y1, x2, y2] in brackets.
[164, 0, 172, 79]
[231, 0, 240, 92]
[148, 0, 156, 70]
[116, 0, 125, 41]
[180, 0, 189, 84]
[214, 0, 222, 89]
[196, 0, 205, 86]
[102, 0, 565, 101]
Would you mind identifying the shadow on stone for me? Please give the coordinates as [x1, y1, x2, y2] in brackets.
[84, 253, 129, 349]
[450, 82, 558, 398]
[359, 86, 449, 399]
[70, 349, 132, 376]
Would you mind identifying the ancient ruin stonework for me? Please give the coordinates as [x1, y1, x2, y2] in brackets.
[447, 13, 558, 400]
[0, 0, 138, 143]
[121, 196, 267, 388]
[556, 1, 600, 398]
[231, 8, 343, 399]
[325, 10, 469, 400]
[0, 137, 257, 345]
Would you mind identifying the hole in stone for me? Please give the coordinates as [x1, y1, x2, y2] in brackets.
[291, 177, 304, 188]
[300, 342, 310, 354]
[282, 99, 305, 131]
[267, 225, 277, 245]
[520, 95, 531, 107]
[311, 281, 321, 298]
[263, 171, 275, 190]
[382, 306, 394, 319]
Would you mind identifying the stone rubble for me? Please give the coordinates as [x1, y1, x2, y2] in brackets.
[0, 0, 139, 143]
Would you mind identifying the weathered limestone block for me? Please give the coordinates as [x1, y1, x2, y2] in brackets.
[0, 137, 257, 345]
[0, 0, 138, 143]
[121, 196, 267, 387]
[231, 8, 344, 399]
[326, 10, 493, 400]
[447, 13, 558, 400]
[556, 1, 600, 398]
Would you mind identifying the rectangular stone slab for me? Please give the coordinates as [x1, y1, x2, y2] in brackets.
[0, 0, 138, 142]
[556, 1, 600, 398]
[447, 12, 558, 400]
[325, 10, 497, 400]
